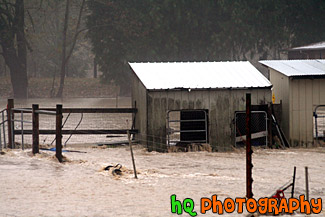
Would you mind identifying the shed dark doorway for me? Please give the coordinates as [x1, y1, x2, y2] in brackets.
[180, 110, 208, 142]
[167, 110, 208, 146]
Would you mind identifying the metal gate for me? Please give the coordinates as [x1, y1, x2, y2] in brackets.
[314, 105, 325, 144]
[167, 110, 208, 147]
[235, 111, 267, 147]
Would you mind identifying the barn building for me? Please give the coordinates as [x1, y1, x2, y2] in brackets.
[260, 59, 325, 147]
[129, 61, 272, 152]
[287, 41, 325, 60]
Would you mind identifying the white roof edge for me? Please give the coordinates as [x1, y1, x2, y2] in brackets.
[259, 59, 325, 77]
[130, 61, 272, 90]
[289, 41, 325, 50]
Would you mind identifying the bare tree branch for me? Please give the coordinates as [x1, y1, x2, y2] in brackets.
[65, 0, 85, 63]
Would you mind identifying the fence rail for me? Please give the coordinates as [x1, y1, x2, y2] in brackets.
[1, 99, 138, 162]
[12, 108, 137, 113]
[14, 129, 138, 135]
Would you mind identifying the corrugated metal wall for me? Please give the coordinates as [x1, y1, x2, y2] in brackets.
[144, 89, 271, 151]
[289, 78, 325, 146]
[270, 68, 325, 146]
[269, 69, 290, 139]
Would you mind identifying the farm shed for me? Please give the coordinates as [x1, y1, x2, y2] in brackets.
[287, 41, 325, 60]
[129, 61, 272, 152]
[260, 59, 325, 147]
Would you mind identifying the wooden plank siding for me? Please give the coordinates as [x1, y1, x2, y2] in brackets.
[142, 88, 271, 152]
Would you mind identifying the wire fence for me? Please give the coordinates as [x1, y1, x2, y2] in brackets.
[11, 112, 133, 147]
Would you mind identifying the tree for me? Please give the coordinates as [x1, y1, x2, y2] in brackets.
[0, 0, 29, 98]
[86, 0, 325, 95]
[56, 0, 85, 98]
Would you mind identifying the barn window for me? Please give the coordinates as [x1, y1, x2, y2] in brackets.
[167, 110, 208, 146]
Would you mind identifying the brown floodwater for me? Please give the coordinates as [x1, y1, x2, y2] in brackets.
[0, 147, 324, 216]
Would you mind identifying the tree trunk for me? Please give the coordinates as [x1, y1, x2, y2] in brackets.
[56, 0, 85, 98]
[0, 0, 28, 98]
[15, 0, 28, 98]
[56, 0, 70, 98]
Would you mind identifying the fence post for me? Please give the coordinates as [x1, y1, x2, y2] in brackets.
[56, 104, 63, 162]
[127, 130, 137, 179]
[246, 93, 253, 198]
[2, 111, 6, 148]
[305, 167, 309, 201]
[21, 111, 24, 150]
[32, 104, 39, 154]
[7, 99, 14, 148]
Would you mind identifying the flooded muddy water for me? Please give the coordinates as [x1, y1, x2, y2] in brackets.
[0, 98, 324, 216]
[0, 147, 324, 216]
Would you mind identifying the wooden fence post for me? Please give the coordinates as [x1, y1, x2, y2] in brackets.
[246, 93, 253, 198]
[7, 99, 14, 148]
[32, 104, 39, 154]
[56, 104, 63, 162]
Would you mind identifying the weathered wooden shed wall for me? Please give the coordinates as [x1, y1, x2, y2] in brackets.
[131, 73, 147, 146]
[145, 88, 271, 151]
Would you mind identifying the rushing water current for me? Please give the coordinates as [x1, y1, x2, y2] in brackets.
[0, 98, 324, 216]
[0, 147, 324, 216]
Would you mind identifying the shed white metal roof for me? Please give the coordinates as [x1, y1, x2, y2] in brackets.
[289, 41, 325, 51]
[259, 59, 325, 77]
[129, 61, 271, 90]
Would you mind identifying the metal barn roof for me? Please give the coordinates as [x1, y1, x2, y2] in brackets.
[129, 61, 271, 90]
[259, 60, 325, 77]
[289, 41, 325, 51]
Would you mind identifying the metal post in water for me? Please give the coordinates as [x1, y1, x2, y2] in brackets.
[2, 111, 6, 148]
[305, 167, 309, 201]
[246, 93, 253, 198]
[21, 111, 24, 150]
[127, 130, 137, 179]
[32, 104, 39, 154]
